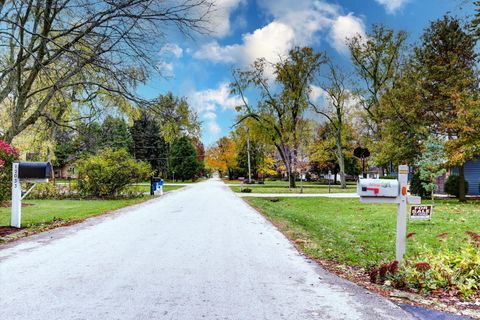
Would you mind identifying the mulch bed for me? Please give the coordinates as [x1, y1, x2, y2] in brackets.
[0, 226, 21, 237]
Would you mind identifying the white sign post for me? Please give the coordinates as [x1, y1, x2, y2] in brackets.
[11, 163, 22, 228]
[11, 162, 51, 228]
[358, 165, 421, 261]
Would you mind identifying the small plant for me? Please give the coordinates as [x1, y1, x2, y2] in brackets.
[241, 188, 252, 193]
[369, 260, 404, 288]
[444, 174, 469, 198]
[380, 233, 480, 298]
[417, 136, 446, 203]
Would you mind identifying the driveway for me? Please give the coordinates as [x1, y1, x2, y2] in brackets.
[0, 179, 414, 320]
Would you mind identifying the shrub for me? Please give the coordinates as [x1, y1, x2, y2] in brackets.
[379, 233, 480, 298]
[444, 174, 469, 198]
[77, 148, 152, 197]
[241, 188, 252, 193]
[401, 239, 480, 298]
[410, 172, 429, 199]
[0, 140, 19, 203]
[27, 181, 78, 200]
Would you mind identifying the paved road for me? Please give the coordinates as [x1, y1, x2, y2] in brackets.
[0, 179, 414, 320]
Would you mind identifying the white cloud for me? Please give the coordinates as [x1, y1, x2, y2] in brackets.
[208, 122, 221, 135]
[190, 82, 244, 112]
[160, 43, 183, 58]
[156, 61, 174, 76]
[193, 0, 365, 65]
[188, 82, 245, 140]
[203, 111, 217, 120]
[309, 85, 327, 102]
[210, 0, 246, 37]
[194, 21, 295, 67]
[157, 43, 184, 76]
[375, 0, 409, 14]
[329, 13, 366, 53]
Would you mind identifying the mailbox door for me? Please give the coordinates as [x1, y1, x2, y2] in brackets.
[18, 162, 52, 180]
[358, 179, 399, 197]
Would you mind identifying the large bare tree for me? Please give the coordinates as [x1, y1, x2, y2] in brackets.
[0, 0, 213, 143]
[309, 62, 353, 189]
[231, 47, 326, 188]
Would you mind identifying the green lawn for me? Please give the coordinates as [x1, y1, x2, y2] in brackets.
[0, 198, 151, 228]
[230, 185, 357, 194]
[246, 197, 480, 267]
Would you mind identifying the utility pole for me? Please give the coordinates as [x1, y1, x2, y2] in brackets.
[247, 127, 252, 184]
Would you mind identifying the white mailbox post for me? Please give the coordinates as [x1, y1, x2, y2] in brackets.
[11, 162, 51, 228]
[357, 165, 421, 261]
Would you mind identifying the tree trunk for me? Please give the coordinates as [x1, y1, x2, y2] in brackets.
[288, 170, 296, 188]
[459, 164, 466, 202]
[334, 131, 346, 188]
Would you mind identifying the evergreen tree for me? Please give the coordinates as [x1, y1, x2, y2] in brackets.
[129, 112, 168, 176]
[169, 137, 200, 181]
[101, 116, 133, 150]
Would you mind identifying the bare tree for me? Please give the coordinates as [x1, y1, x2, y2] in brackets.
[309, 62, 353, 189]
[231, 47, 326, 188]
[0, 0, 213, 142]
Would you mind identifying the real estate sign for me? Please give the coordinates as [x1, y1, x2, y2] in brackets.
[410, 205, 433, 221]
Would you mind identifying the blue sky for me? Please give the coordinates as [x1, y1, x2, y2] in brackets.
[138, 0, 474, 146]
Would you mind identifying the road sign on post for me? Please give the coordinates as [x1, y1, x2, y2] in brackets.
[357, 165, 421, 261]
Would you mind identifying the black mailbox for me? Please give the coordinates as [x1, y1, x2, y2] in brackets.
[18, 162, 52, 180]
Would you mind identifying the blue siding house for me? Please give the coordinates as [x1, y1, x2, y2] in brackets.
[463, 158, 480, 195]
[449, 157, 480, 196]
[436, 157, 480, 196]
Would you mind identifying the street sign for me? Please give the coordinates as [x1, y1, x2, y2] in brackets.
[410, 205, 433, 221]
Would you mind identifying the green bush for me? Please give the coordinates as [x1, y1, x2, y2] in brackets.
[0, 140, 19, 203]
[410, 172, 429, 199]
[27, 181, 78, 200]
[444, 174, 469, 198]
[400, 235, 480, 298]
[374, 232, 480, 298]
[77, 149, 152, 197]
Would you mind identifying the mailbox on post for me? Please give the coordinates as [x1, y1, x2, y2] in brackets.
[11, 162, 52, 228]
[18, 162, 52, 182]
[150, 177, 164, 196]
[357, 165, 421, 261]
[358, 179, 399, 198]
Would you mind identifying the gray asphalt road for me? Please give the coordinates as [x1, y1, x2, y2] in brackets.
[0, 179, 414, 320]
